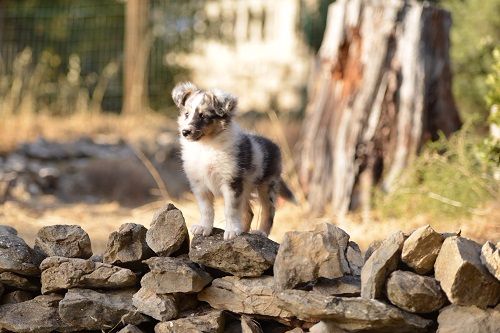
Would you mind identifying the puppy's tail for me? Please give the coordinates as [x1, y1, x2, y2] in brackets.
[278, 178, 297, 204]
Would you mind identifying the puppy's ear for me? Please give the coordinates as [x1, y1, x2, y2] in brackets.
[172, 82, 197, 108]
[212, 89, 238, 117]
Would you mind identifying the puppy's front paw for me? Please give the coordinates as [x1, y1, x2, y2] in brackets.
[249, 230, 268, 237]
[191, 224, 213, 236]
[224, 228, 243, 240]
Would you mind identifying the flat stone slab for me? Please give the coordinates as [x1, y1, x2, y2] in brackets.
[40, 256, 137, 293]
[103, 223, 154, 267]
[346, 241, 363, 276]
[132, 287, 178, 321]
[198, 276, 293, 318]
[147, 204, 189, 256]
[386, 270, 446, 313]
[35, 224, 92, 259]
[313, 276, 361, 297]
[274, 223, 350, 289]
[0, 294, 72, 333]
[0, 272, 39, 292]
[141, 256, 212, 293]
[190, 228, 278, 278]
[437, 305, 500, 333]
[1, 290, 33, 305]
[0, 233, 45, 277]
[117, 325, 145, 333]
[59, 288, 147, 330]
[480, 241, 500, 280]
[401, 225, 444, 274]
[361, 231, 405, 299]
[434, 236, 500, 307]
[154, 309, 225, 333]
[277, 290, 432, 333]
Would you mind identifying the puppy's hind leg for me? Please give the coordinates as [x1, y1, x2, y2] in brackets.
[255, 180, 278, 237]
[242, 200, 254, 233]
[191, 190, 214, 236]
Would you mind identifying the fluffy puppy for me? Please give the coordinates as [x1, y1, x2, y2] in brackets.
[172, 82, 295, 240]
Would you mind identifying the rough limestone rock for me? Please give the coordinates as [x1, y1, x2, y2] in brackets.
[0, 272, 39, 292]
[277, 290, 432, 333]
[313, 276, 361, 297]
[1, 290, 33, 305]
[190, 228, 278, 278]
[480, 241, 500, 280]
[132, 287, 178, 321]
[0, 233, 45, 276]
[154, 309, 225, 333]
[361, 231, 405, 299]
[118, 325, 144, 333]
[401, 225, 444, 274]
[434, 236, 500, 307]
[146, 204, 189, 256]
[103, 223, 154, 267]
[34, 224, 92, 259]
[274, 223, 350, 289]
[59, 288, 147, 330]
[40, 256, 137, 293]
[364, 240, 382, 262]
[0, 225, 17, 236]
[198, 276, 293, 318]
[141, 256, 212, 293]
[241, 315, 263, 333]
[437, 305, 500, 333]
[0, 294, 69, 333]
[309, 321, 347, 333]
[346, 241, 364, 276]
[386, 270, 446, 313]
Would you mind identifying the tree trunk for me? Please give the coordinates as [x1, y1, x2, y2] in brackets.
[123, 0, 150, 114]
[299, 0, 461, 217]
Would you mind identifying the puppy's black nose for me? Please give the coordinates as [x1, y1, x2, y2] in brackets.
[182, 129, 191, 137]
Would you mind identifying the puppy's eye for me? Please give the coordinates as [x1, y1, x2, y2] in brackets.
[199, 113, 204, 119]
[184, 112, 189, 119]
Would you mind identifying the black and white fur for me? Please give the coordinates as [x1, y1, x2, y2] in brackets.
[172, 82, 295, 240]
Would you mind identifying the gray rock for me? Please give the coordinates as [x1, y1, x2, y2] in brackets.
[190, 228, 278, 278]
[0, 225, 17, 236]
[132, 287, 178, 321]
[434, 236, 500, 307]
[437, 305, 500, 333]
[59, 288, 147, 330]
[1, 290, 33, 305]
[274, 223, 350, 289]
[198, 276, 293, 318]
[0, 272, 39, 292]
[40, 256, 137, 293]
[0, 294, 69, 333]
[346, 241, 363, 276]
[480, 241, 500, 280]
[34, 224, 92, 259]
[154, 309, 225, 333]
[117, 325, 144, 333]
[0, 233, 45, 277]
[277, 290, 432, 333]
[141, 256, 212, 293]
[146, 204, 189, 256]
[401, 225, 444, 274]
[313, 276, 361, 297]
[361, 231, 405, 299]
[309, 322, 347, 333]
[241, 315, 263, 333]
[364, 240, 382, 262]
[103, 223, 154, 267]
[386, 270, 447, 313]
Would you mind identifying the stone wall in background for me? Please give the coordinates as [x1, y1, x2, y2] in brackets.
[0, 204, 498, 333]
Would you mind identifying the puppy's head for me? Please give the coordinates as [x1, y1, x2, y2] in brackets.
[172, 82, 237, 141]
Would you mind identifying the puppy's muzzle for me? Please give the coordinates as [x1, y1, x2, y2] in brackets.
[182, 129, 203, 141]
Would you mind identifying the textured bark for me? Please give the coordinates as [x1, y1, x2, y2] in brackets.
[299, 0, 461, 215]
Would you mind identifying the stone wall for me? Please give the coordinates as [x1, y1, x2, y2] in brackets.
[0, 204, 498, 333]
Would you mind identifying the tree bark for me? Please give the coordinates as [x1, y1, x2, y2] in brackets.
[123, 0, 150, 114]
[299, 0, 461, 217]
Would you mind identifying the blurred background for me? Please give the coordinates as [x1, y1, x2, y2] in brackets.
[0, 0, 498, 253]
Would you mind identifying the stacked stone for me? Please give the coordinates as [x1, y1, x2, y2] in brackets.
[0, 206, 499, 333]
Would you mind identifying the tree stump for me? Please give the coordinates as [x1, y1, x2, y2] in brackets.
[299, 0, 461, 216]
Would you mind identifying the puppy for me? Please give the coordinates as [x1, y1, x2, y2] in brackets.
[172, 82, 295, 240]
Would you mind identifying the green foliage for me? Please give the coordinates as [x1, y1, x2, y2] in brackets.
[441, 0, 500, 123]
[375, 126, 498, 219]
